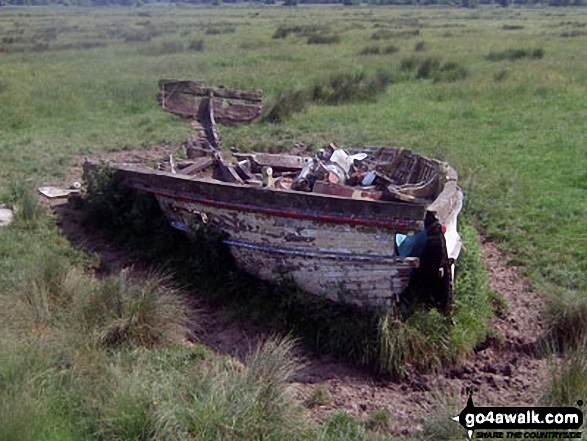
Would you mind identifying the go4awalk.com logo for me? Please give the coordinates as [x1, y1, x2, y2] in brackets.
[452, 388, 584, 439]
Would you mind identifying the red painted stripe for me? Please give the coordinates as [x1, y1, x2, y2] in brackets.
[151, 188, 422, 232]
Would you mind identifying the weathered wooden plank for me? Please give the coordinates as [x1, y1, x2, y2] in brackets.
[178, 157, 215, 176]
[115, 165, 427, 231]
[233, 153, 310, 173]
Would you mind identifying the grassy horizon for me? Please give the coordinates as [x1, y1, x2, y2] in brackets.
[0, 4, 585, 439]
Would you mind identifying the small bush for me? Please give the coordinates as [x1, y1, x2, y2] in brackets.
[188, 39, 204, 51]
[503, 24, 524, 30]
[358, 45, 380, 55]
[307, 34, 341, 45]
[486, 47, 545, 61]
[414, 40, 426, 52]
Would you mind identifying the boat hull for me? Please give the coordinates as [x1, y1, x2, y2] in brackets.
[103, 163, 461, 312]
[155, 192, 418, 308]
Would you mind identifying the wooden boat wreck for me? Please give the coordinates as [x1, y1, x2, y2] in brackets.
[96, 81, 463, 313]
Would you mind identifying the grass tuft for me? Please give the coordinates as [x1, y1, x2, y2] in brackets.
[366, 408, 392, 433]
[307, 34, 341, 45]
[263, 71, 393, 122]
[358, 45, 380, 55]
[262, 89, 310, 123]
[543, 349, 587, 406]
[310, 71, 392, 105]
[545, 291, 587, 352]
[486, 47, 544, 61]
[188, 39, 204, 51]
[423, 391, 468, 439]
[400, 57, 467, 82]
[307, 384, 332, 408]
[77, 271, 190, 349]
[321, 412, 367, 439]
[493, 69, 509, 82]
[384, 44, 400, 54]
[205, 26, 236, 35]
[9, 182, 45, 228]
[414, 40, 426, 52]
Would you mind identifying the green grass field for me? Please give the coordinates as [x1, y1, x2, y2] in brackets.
[0, 4, 586, 440]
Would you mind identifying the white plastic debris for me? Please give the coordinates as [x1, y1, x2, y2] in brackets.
[0, 205, 14, 227]
[38, 187, 79, 199]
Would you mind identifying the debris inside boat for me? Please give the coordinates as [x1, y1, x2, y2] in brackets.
[85, 80, 463, 313]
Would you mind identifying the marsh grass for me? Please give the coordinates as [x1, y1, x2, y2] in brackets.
[204, 26, 236, 35]
[272, 24, 328, 39]
[139, 38, 187, 56]
[307, 33, 341, 45]
[310, 71, 393, 104]
[545, 291, 587, 352]
[371, 29, 420, 40]
[543, 348, 587, 407]
[400, 56, 468, 82]
[262, 89, 310, 123]
[6, 181, 47, 232]
[384, 44, 400, 54]
[414, 40, 426, 52]
[422, 390, 468, 440]
[263, 71, 393, 122]
[359, 45, 381, 55]
[486, 47, 544, 61]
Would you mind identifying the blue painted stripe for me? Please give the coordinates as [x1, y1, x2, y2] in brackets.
[223, 239, 398, 263]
